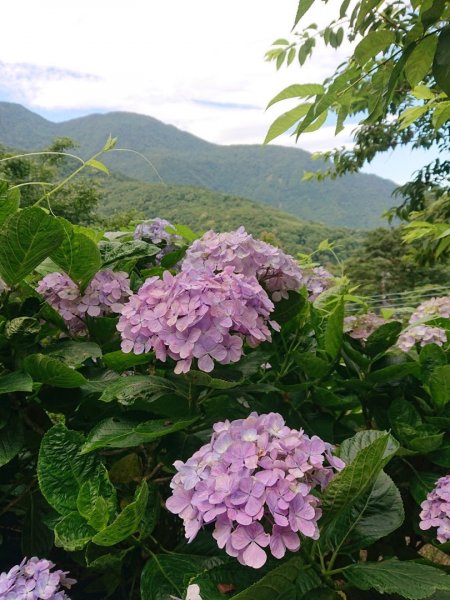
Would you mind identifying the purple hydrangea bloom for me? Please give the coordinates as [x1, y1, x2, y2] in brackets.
[0, 556, 76, 599]
[117, 267, 278, 373]
[396, 324, 447, 352]
[181, 227, 304, 302]
[37, 271, 132, 334]
[77, 270, 131, 317]
[419, 475, 450, 543]
[118, 267, 277, 374]
[303, 266, 334, 302]
[344, 312, 386, 342]
[410, 296, 450, 324]
[166, 412, 344, 568]
[134, 218, 181, 263]
[37, 272, 85, 334]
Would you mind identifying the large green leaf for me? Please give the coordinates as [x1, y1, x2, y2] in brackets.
[429, 365, 450, 409]
[141, 554, 204, 600]
[405, 35, 438, 87]
[343, 472, 404, 550]
[364, 321, 402, 356]
[264, 103, 311, 144]
[324, 299, 344, 359]
[354, 30, 395, 64]
[0, 185, 20, 227]
[92, 481, 148, 546]
[54, 512, 96, 551]
[21, 492, 54, 557]
[321, 431, 399, 527]
[44, 341, 102, 367]
[0, 207, 64, 285]
[0, 415, 24, 467]
[50, 219, 101, 287]
[76, 465, 117, 530]
[267, 84, 324, 108]
[99, 240, 159, 266]
[38, 425, 100, 515]
[232, 556, 304, 600]
[103, 350, 152, 372]
[344, 559, 450, 599]
[0, 371, 33, 394]
[433, 28, 450, 97]
[24, 354, 87, 388]
[99, 375, 176, 405]
[81, 417, 197, 453]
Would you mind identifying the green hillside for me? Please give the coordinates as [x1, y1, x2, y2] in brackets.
[0, 102, 396, 229]
[98, 177, 363, 258]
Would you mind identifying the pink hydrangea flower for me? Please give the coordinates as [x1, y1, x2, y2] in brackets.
[134, 218, 181, 263]
[396, 324, 447, 352]
[344, 312, 386, 342]
[37, 270, 132, 334]
[166, 412, 344, 568]
[0, 556, 76, 599]
[419, 475, 450, 543]
[118, 267, 277, 373]
[410, 296, 450, 324]
[181, 227, 304, 302]
[303, 266, 334, 302]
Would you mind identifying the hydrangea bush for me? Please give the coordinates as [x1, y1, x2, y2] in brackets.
[0, 179, 449, 600]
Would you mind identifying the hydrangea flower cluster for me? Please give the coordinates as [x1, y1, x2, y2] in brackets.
[344, 312, 386, 342]
[166, 412, 345, 568]
[118, 267, 277, 374]
[410, 296, 450, 324]
[37, 272, 85, 334]
[303, 266, 334, 302]
[181, 227, 304, 301]
[0, 556, 76, 599]
[419, 474, 450, 543]
[37, 270, 131, 334]
[396, 324, 447, 352]
[134, 218, 181, 263]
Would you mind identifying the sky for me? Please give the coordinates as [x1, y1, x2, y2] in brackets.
[0, 0, 437, 184]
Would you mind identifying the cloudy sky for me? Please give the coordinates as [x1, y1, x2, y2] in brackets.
[0, 0, 435, 184]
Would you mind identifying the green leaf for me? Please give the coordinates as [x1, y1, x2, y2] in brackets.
[412, 84, 435, 100]
[264, 104, 311, 144]
[344, 472, 404, 551]
[24, 354, 87, 388]
[92, 481, 148, 546]
[420, 344, 447, 379]
[81, 417, 197, 453]
[0, 415, 24, 467]
[428, 438, 450, 467]
[367, 362, 418, 383]
[0, 207, 64, 285]
[100, 240, 159, 266]
[77, 466, 117, 530]
[293, 0, 315, 28]
[355, 0, 383, 30]
[44, 341, 102, 367]
[232, 556, 304, 600]
[103, 350, 152, 371]
[54, 512, 96, 551]
[50, 219, 101, 287]
[324, 299, 344, 359]
[0, 371, 33, 394]
[410, 471, 440, 504]
[322, 431, 399, 527]
[344, 559, 450, 599]
[295, 353, 329, 378]
[421, 0, 446, 27]
[0, 186, 20, 227]
[21, 492, 54, 557]
[181, 370, 241, 389]
[364, 321, 402, 356]
[271, 291, 306, 324]
[99, 375, 176, 405]
[354, 30, 395, 64]
[433, 28, 450, 97]
[432, 101, 450, 128]
[405, 36, 438, 87]
[399, 105, 430, 130]
[85, 158, 110, 174]
[38, 425, 100, 515]
[141, 554, 203, 600]
[429, 365, 450, 409]
[267, 84, 324, 108]
[301, 109, 328, 133]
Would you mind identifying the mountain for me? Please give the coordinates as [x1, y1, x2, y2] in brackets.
[98, 176, 364, 259]
[0, 102, 396, 229]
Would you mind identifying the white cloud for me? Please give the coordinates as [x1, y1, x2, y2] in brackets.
[0, 0, 351, 152]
